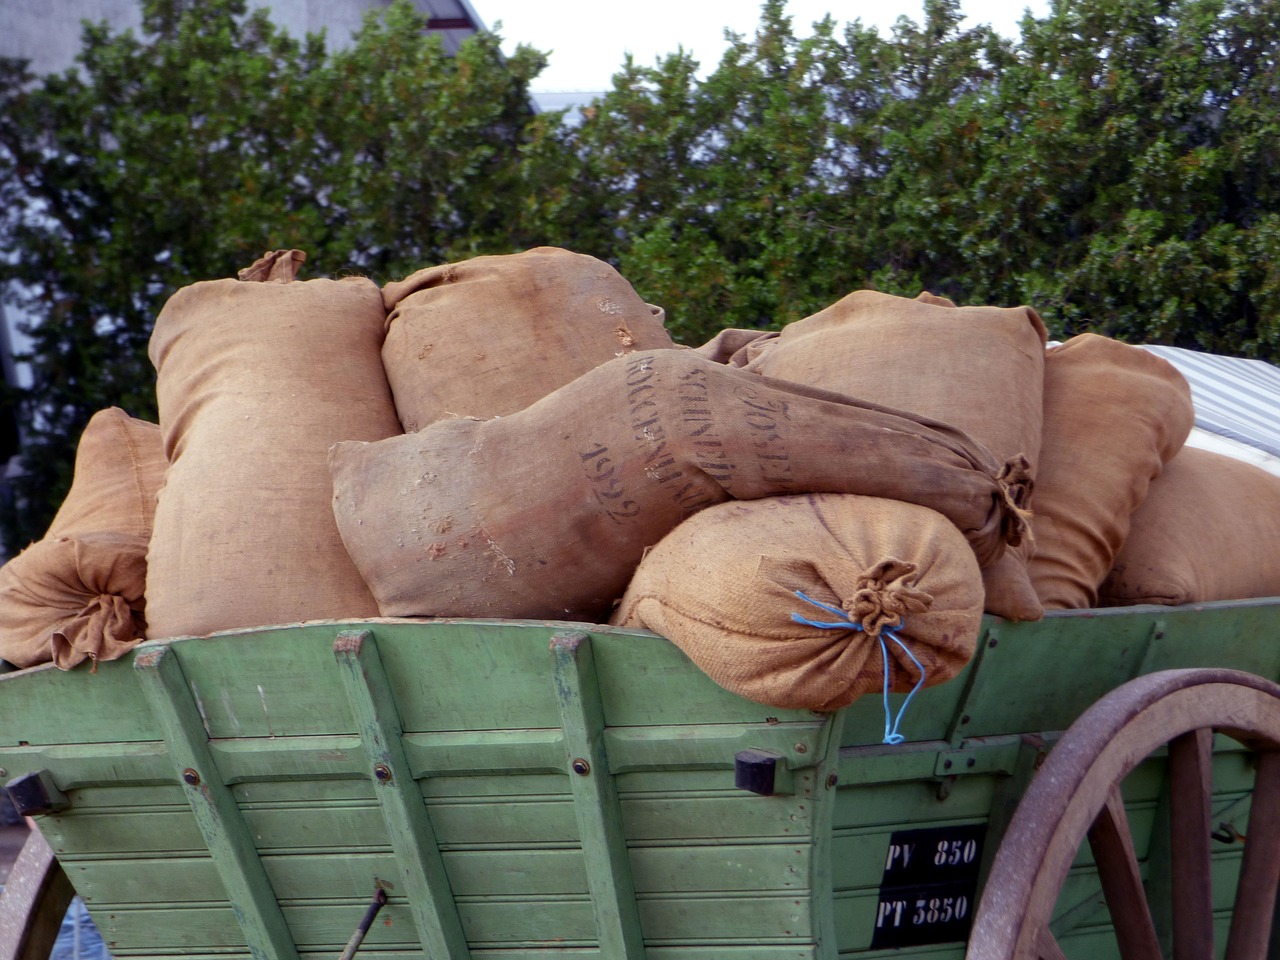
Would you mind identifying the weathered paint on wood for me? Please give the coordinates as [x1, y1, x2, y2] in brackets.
[0, 602, 1274, 958]
[134, 645, 300, 960]
[550, 632, 646, 957]
[332, 629, 471, 959]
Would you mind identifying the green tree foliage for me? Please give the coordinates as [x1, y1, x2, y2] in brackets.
[908, 0, 1280, 352]
[0, 0, 552, 544]
[3, 0, 1280, 545]
[571, 0, 1280, 352]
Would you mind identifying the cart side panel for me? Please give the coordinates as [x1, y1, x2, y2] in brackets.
[0, 621, 842, 958]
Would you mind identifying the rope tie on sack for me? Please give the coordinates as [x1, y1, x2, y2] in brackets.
[790, 589, 926, 746]
[995, 454, 1036, 549]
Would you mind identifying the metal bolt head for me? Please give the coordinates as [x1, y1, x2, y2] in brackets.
[373, 763, 393, 783]
[571, 758, 591, 776]
[794, 742, 808, 754]
[825, 773, 838, 789]
[182, 768, 200, 786]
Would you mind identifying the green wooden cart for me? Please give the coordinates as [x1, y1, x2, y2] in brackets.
[0, 601, 1278, 960]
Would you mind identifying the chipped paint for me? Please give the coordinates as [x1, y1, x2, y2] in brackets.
[190, 681, 211, 738]
[258, 684, 276, 738]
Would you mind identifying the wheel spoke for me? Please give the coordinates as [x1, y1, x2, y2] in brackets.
[1224, 750, 1280, 960]
[1168, 727, 1215, 960]
[967, 671, 1280, 960]
[1088, 785, 1163, 960]
[0, 828, 75, 960]
[1036, 927, 1069, 960]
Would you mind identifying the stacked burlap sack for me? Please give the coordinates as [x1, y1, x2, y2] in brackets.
[144, 249, 403, 639]
[7, 245, 1279, 714]
[330, 282, 1036, 714]
[330, 349, 1030, 622]
[609, 492, 985, 712]
[0, 246, 684, 666]
[610, 315, 1280, 712]
[0, 249, 401, 666]
[0, 408, 165, 668]
[381, 246, 676, 429]
[741, 289, 1046, 621]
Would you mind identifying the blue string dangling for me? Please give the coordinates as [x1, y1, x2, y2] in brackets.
[791, 590, 926, 745]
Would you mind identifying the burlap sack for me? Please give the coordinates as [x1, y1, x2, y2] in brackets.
[0, 408, 165, 668]
[48, 407, 167, 539]
[381, 247, 676, 430]
[145, 251, 401, 639]
[1100, 446, 1280, 605]
[0, 534, 148, 669]
[746, 289, 1047, 621]
[610, 493, 984, 712]
[691, 328, 778, 367]
[331, 351, 1029, 622]
[1028, 334, 1194, 608]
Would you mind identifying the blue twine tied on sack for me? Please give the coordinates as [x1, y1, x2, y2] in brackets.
[791, 590, 926, 745]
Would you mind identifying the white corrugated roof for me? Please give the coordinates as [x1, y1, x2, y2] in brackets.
[1142, 344, 1280, 460]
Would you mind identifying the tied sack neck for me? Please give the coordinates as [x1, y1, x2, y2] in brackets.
[995, 454, 1035, 550]
[793, 559, 933, 638]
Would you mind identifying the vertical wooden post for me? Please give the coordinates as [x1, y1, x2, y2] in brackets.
[550, 631, 647, 959]
[135, 646, 299, 960]
[333, 630, 471, 960]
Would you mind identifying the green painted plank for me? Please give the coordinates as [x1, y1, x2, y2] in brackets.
[94, 895, 815, 950]
[71, 842, 813, 907]
[606, 724, 828, 775]
[630, 843, 810, 895]
[133, 646, 301, 960]
[944, 619, 1152, 739]
[44, 789, 816, 860]
[333, 629, 471, 959]
[1137, 603, 1280, 677]
[5, 602, 1280, 749]
[832, 774, 998, 830]
[0, 721, 829, 799]
[622, 794, 817, 841]
[585, 631, 815, 728]
[835, 741, 952, 788]
[836, 601, 1280, 752]
[0, 620, 823, 748]
[550, 631, 647, 958]
[37, 809, 206, 856]
[28, 783, 187, 808]
[0, 654, 153, 746]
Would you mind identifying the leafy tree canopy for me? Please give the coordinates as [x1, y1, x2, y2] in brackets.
[2, 0, 1279, 544]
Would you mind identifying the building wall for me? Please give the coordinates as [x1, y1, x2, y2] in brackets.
[0, 0, 486, 76]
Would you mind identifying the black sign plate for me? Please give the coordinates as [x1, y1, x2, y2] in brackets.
[869, 823, 986, 949]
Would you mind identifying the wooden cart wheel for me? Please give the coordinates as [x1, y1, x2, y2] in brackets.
[0, 829, 75, 960]
[967, 668, 1280, 960]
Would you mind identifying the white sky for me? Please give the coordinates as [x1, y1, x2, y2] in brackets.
[474, 0, 1051, 93]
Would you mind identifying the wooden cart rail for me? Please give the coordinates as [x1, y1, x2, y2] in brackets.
[0, 600, 1275, 959]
